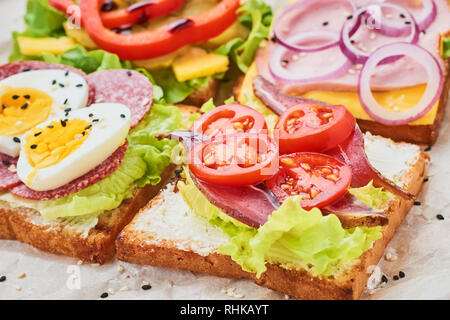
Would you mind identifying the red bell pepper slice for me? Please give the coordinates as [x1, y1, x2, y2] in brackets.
[49, 0, 185, 29]
[80, 0, 240, 60]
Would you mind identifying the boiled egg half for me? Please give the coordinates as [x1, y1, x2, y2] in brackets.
[17, 103, 131, 191]
[0, 69, 89, 158]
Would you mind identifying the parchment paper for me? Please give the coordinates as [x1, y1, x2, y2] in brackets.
[0, 0, 449, 300]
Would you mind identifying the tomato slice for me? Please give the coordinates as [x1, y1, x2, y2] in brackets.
[189, 133, 279, 186]
[274, 102, 356, 154]
[266, 153, 352, 210]
[192, 104, 268, 138]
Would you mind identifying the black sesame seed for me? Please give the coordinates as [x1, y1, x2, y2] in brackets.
[65, 107, 71, 112]
[89, 113, 94, 118]
[2, 160, 10, 166]
[64, 99, 68, 105]
[437, 214, 445, 221]
[142, 284, 152, 291]
[400, 13, 406, 18]
[2, 104, 6, 109]
[347, 15, 353, 20]
[405, 21, 411, 25]
[100, 292, 109, 299]
[24, 95, 30, 99]
[92, 119, 100, 122]
[120, 114, 126, 118]
[399, 271, 405, 278]
[425, 146, 432, 152]
[30, 144, 37, 149]
[393, 275, 399, 281]
[59, 83, 65, 88]
[322, 21, 329, 26]
[0, 276, 6, 282]
[414, 201, 421, 206]
[34, 132, 42, 137]
[20, 103, 28, 110]
[12, 95, 19, 100]
[13, 137, 20, 143]
[350, 40, 356, 44]
[23, 68, 31, 72]
[281, 59, 289, 65]
[65, 71, 69, 77]
[76, 83, 83, 88]
[381, 275, 388, 283]
[271, 37, 277, 43]
[82, 131, 86, 136]
[424, 178, 429, 182]
[127, 70, 132, 77]
[174, 169, 182, 177]
[85, 125, 92, 130]
[61, 120, 67, 127]
[421, 30, 427, 35]
[52, 80, 57, 85]
[47, 125, 54, 129]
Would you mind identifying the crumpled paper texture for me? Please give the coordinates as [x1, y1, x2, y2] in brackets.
[0, 0, 449, 300]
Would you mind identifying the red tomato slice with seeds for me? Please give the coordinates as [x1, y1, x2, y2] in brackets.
[191, 104, 267, 138]
[274, 102, 355, 154]
[189, 133, 279, 186]
[267, 153, 352, 210]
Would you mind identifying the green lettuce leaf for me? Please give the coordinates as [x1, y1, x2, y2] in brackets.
[349, 181, 393, 211]
[179, 175, 383, 278]
[149, 68, 212, 104]
[216, 0, 272, 73]
[37, 104, 181, 221]
[23, 0, 66, 38]
[443, 38, 450, 58]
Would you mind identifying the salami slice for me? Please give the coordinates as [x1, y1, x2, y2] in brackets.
[0, 153, 20, 191]
[0, 61, 95, 105]
[86, 70, 153, 128]
[10, 142, 128, 200]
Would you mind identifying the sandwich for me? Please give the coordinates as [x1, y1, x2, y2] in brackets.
[116, 83, 428, 300]
[11, 0, 273, 106]
[238, 0, 450, 146]
[0, 61, 187, 263]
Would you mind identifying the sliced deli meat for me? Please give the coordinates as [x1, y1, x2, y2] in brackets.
[0, 153, 20, 191]
[10, 142, 128, 200]
[87, 69, 153, 128]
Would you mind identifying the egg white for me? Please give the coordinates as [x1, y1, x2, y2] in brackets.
[0, 69, 89, 158]
[17, 103, 131, 192]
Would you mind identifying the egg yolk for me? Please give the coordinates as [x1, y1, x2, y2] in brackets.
[0, 87, 53, 136]
[25, 118, 92, 170]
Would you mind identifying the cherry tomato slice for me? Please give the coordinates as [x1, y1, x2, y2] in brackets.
[189, 133, 279, 187]
[266, 153, 352, 210]
[191, 104, 268, 138]
[274, 102, 356, 154]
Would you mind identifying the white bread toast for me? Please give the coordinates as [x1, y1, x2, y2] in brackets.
[116, 133, 428, 300]
[0, 105, 199, 264]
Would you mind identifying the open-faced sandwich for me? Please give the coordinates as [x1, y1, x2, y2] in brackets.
[116, 83, 429, 300]
[238, 0, 450, 145]
[0, 61, 185, 263]
[11, 0, 272, 106]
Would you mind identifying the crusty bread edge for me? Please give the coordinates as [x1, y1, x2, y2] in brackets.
[116, 150, 428, 300]
[0, 165, 175, 264]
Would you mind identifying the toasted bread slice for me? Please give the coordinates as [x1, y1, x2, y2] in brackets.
[183, 78, 219, 107]
[0, 105, 196, 263]
[116, 133, 428, 300]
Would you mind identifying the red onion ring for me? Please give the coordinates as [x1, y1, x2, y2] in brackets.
[340, 5, 419, 64]
[369, 0, 437, 34]
[358, 42, 443, 126]
[269, 33, 352, 84]
[274, 0, 356, 52]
